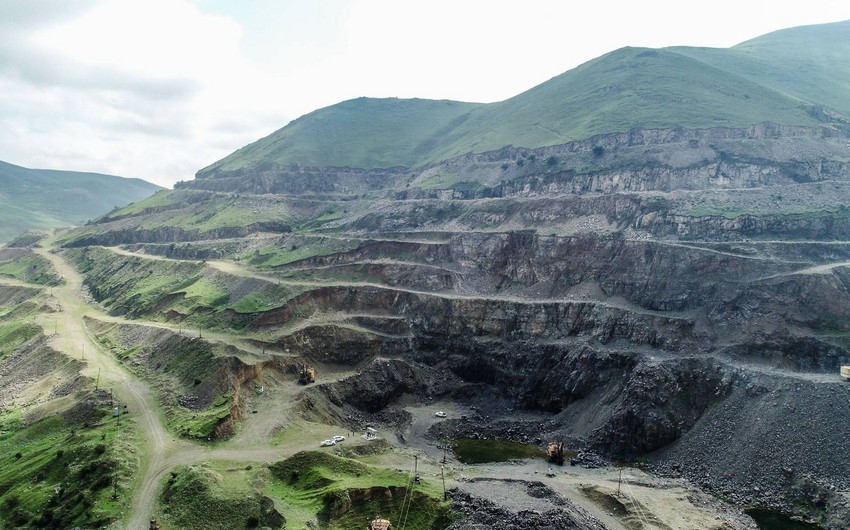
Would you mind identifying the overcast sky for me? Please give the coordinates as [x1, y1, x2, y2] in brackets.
[2, 0, 850, 188]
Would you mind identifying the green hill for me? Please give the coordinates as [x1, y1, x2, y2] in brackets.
[670, 20, 850, 118]
[421, 47, 822, 160]
[0, 160, 162, 242]
[201, 98, 483, 174]
[198, 20, 850, 178]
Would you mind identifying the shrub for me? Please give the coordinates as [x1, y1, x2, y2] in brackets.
[2, 495, 20, 510]
[592, 145, 605, 157]
[546, 155, 558, 167]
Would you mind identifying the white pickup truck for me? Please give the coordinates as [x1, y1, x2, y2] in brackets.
[841, 365, 850, 381]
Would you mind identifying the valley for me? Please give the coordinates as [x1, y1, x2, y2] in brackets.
[5, 18, 850, 530]
[5, 121, 850, 529]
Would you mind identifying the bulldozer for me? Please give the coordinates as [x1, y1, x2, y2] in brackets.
[298, 365, 316, 385]
[547, 441, 565, 466]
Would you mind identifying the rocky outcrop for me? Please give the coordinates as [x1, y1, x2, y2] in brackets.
[447, 482, 607, 530]
[181, 164, 408, 197]
[64, 221, 291, 247]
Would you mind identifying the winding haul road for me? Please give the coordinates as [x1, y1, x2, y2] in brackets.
[35, 244, 183, 529]
[31, 242, 327, 528]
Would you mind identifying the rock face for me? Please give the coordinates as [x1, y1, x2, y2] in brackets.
[62, 124, 850, 525]
[446, 482, 607, 530]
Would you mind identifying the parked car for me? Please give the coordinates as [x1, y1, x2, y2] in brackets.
[332, 435, 346, 442]
[434, 411, 447, 418]
[320, 439, 336, 447]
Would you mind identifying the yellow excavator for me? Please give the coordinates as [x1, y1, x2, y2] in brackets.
[547, 441, 565, 466]
[298, 365, 316, 385]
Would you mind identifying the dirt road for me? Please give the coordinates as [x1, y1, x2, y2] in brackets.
[34, 244, 187, 529]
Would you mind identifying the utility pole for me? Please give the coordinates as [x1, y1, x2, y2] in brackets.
[442, 439, 448, 464]
[617, 468, 623, 497]
[82, 343, 85, 360]
[95, 368, 100, 391]
[441, 465, 447, 500]
[414, 455, 418, 483]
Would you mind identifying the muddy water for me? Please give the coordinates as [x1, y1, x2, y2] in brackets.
[745, 509, 823, 530]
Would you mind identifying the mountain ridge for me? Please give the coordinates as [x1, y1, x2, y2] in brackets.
[198, 19, 850, 179]
[0, 159, 162, 242]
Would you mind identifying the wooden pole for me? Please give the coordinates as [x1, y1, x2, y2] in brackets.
[441, 465, 447, 500]
[617, 468, 622, 497]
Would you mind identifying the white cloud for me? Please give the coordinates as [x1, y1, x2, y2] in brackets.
[0, 0, 288, 187]
[0, 0, 849, 187]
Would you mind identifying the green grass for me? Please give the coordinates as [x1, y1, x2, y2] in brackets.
[451, 439, 545, 464]
[164, 201, 291, 233]
[245, 244, 334, 268]
[89, 322, 239, 440]
[199, 98, 483, 175]
[69, 246, 207, 317]
[0, 159, 161, 243]
[671, 20, 850, 118]
[159, 464, 283, 530]
[171, 393, 234, 440]
[231, 293, 268, 313]
[156, 454, 457, 530]
[196, 35, 835, 176]
[264, 451, 457, 529]
[419, 173, 461, 190]
[59, 191, 302, 247]
[0, 319, 41, 359]
[0, 251, 62, 285]
[98, 188, 195, 219]
[243, 237, 360, 268]
[0, 400, 137, 529]
[175, 278, 230, 308]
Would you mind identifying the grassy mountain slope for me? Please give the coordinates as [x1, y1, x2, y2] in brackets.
[670, 20, 850, 117]
[202, 98, 483, 174]
[0, 160, 162, 242]
[420, 47, 821, 160]
[197, 21, 850, 177]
